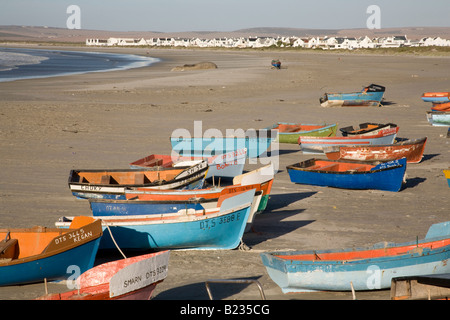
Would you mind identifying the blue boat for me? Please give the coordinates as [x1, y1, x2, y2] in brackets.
[68, 160, 208, 200]
[0, 217, 102, 286]
[286, 157, 407, 192]
[170, 129, 278, 159]
[421, 92, 450, 103]
[57, 190, 255, 251]
[261, 221, 450, 293]
[320, 84, 385, 107]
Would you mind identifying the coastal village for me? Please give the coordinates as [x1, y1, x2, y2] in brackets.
[86, 35, 450, 49]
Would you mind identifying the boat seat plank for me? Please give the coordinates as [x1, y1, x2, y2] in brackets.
[144, 158, 163, 167]
[0, 238, 19, 260]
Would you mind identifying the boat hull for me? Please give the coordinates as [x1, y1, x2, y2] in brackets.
[287, 158, 407, 192]
[261, 221, 450, 293]
[129, 149, 247, 179]
[298, 130, 398, 154]
[0, 218, 102, 286]
[444, 169, 450, 188]
[265, 123, 337, 143]
[58, 190, 255, 251]
[324, 137, 427, 163]
[170, 130, 277, 159]
[421, 92, 450, 103]
[426, 111, 450, 126]
[320, 84, 385, 107]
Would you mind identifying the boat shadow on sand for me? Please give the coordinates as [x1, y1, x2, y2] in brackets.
[153, 275, 264, 300]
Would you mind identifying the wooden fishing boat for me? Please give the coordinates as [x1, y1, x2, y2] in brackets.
[94, 165, 274, 232]
[421, 92, 450, 103]
[298, 127, 399, 154]
[57, 189, 256, 251]
[261, 221, 450, 293]
[0, 216, 102, 287]
[170, 129, 278, 159]
[324, 137, 427, 164]
[36, 251, 169, 300]
[286, 157, 407, 192]
[339, 123, 397, 136]
[444, 169, 450, 188]
[319, 84, 385, 107]
[431, 101, 450, 112]
[426, 111, 450, 126]
[68, 160, 208, 200]
[129, 148, 247, 180]
[264, 123, 337, 143]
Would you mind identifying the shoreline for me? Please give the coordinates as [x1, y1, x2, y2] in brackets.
[0, 46, 449, 300]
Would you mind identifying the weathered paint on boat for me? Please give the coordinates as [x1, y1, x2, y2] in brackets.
[37, 251, 169, 300]
[170, 129, 277, 159]
[261, 221, 450, 293]
[286, 157, 407, 192]
[298, 127, 398, 154]
[324, 137, 427, 164]
[426, 111, 450, 126]
[68, 161, 208, 200]
[421, 92, 450, 103]
[129, 149, 247, 180]
[339, 123, 397, 136]
[320, 84, 385, 107]
[57, 190, 255, 251]
[0, 217, 102, 287]
[264, 123, 337, 143]
[444, 169, 450, 188]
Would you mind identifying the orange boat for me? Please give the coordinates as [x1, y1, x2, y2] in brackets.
[37, 251, 169, 300]
[422, 92, 450, 103]
[431, 101, 450, 112]
[0, 216, 102, 286]
[324, 137, 427, 163]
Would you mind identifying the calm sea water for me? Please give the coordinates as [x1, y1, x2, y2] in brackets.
[0, 47, 160, 82]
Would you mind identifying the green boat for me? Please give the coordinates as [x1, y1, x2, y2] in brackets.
[265, 122, 337, 144]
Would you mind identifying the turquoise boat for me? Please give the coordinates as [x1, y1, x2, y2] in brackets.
[0, 217, 102, 287]
[57, 190, 255, 251]
[261, 221, 450, 293]
[170, 129, 277, 159]
[320, 84, 385, 107]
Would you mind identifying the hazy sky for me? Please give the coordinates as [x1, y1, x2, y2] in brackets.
[1, 0, 450, 32]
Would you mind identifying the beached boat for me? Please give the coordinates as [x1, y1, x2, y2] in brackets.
[129, 149, 247, 180]
[298, 127, 399, 154]
[286, 157, 407, 192]
[264, 123, 337, 143]
[94, 165, 274, 232]
[271, 59, 281, 69]
[170, 129, 278, 159]
[0, 216, 102, 287]
[426, 111, 450, 126]
[36, 251, 169, 300]
[444, 169, 450, 188]
[421, 92, 450, 103]
[323, 137, 427, 164]
[261, 221, 450, 293]
[68, 161, 208, 200]
[319, 84, 385, 107]
[339, 123, 397, 136]
[57, 189, 255, 251]
[431, 101, 450, 112]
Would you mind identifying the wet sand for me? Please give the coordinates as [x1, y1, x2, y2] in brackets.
[0, 46, 449, 301]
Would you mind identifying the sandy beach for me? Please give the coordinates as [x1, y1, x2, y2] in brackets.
[0, 46, 449, 301]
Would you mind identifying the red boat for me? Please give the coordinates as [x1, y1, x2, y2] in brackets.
[324, 137, 427, 163]
[36, 251, 169, 300]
